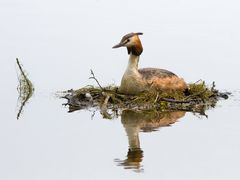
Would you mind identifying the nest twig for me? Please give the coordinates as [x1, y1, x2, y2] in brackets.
[89, 69, 103, 90]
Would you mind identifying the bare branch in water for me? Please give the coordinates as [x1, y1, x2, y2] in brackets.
[16, 58, 31, 88]
[16, 58, 34, 120]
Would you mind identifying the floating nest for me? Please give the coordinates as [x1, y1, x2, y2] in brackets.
[62, 79, 229, 118]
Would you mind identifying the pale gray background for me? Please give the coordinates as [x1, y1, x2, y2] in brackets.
[0, 0, 240, 179]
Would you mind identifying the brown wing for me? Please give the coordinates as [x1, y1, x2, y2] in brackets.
[138, 68, 187, 91]
[138, 68, 177, 80]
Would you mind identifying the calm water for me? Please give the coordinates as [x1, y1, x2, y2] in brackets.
[1, 0, 240, 179]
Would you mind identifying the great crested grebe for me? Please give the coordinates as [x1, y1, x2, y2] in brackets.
[112, 32, 187, 95]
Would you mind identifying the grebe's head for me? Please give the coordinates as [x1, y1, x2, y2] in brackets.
[112, 32, 143, 56]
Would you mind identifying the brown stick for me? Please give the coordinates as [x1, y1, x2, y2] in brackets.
[89, 69, 103, 90]
[16, 58, 33, 120]
[160, 97, 196, 103]
[184, 89, 207, 100]
[16, 58, 31, 88]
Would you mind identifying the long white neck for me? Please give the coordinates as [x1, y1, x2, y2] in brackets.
[124, 124, 141, 150]
[119, 54, 142, 94]
[126, 54, 140, 72]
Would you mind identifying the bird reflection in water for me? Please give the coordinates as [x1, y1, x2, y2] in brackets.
[115, 110, 185, 172]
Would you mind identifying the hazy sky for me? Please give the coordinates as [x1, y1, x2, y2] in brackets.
[1, 0, 240, 90]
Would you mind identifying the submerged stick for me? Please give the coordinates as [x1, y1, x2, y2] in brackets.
[100, 94, 112, 119]
[17, 92, 31, 119]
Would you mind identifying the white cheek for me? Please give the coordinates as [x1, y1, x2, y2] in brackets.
[125, 40, 135, 47]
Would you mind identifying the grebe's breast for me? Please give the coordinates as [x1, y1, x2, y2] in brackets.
[139, 68, 187, 91]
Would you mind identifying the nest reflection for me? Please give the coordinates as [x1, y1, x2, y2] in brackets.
[115, 110, 185, 172]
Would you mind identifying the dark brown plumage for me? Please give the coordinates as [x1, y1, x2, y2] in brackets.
[139, 68, 176, 79]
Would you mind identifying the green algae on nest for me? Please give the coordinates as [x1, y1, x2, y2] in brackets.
[62, 81, 229, 118]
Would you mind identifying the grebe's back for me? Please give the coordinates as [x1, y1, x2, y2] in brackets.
[139, 67, 187, 92]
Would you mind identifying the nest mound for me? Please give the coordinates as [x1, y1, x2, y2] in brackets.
[62, 81, 229, 117]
